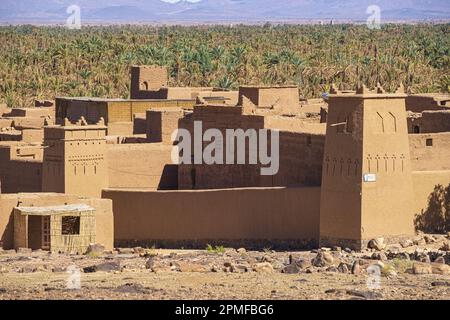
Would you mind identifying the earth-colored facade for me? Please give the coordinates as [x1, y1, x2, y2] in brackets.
[0, 66, 449, 252]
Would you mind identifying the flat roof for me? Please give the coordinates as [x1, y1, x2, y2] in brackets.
[239, 85, 298, 89]
[0, 141, 40, 147]
[45, 124, 107, 130]
[408, 93, 450, 100]
[15, 204, 94, 216]
[56, 96, 196, 103]
[329, 93, 408, 99]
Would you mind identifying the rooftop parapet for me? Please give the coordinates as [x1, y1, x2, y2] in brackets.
[328, 83, 407, 99]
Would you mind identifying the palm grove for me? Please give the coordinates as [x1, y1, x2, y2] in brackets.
[0, 24, 448, 108]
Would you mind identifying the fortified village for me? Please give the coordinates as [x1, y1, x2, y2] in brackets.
[0, 65, 449, 254]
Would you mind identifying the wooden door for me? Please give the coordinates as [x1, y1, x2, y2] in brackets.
[41, 216, 51, 250]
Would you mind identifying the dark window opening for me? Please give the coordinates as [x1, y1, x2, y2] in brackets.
[62, 216, 80, 235]
[413, 125, 420, 134]
[426, 138, 433, 147]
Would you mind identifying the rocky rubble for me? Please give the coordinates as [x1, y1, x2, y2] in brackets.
[0, 234, 448, 277]
[0, 233, 449, 299]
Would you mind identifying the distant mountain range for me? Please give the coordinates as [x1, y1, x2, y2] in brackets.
[0, 0, 449, 24]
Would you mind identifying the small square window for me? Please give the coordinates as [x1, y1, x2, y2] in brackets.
[61, 216, 80, 235]
[426, 138, 433, 147]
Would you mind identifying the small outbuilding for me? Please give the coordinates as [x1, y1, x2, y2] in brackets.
[14, 204, 96, 254]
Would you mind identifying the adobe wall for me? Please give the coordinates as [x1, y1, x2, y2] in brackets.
[166, 87, 199, 99]
[0, 193, 113, 250]
[131, 85, 238, 104]
[408, 110, 450, 134]
[200, 91, 239, 106]
[264, 116, 326, 134]
[5, 117, 48, 129]
[108, 122, 134, 136]
[130, 65, 237, 103]
[6, 107, 54, 118]
[130, 87, 206, 100]
[259, 87, 300, 114]
[56, 98, 196, 127]
[412, 170, 450, 218]
[35, 100, 55, 108]
[238, 87, 260, 106]
[299, 98, 327, 114]
[0, 129, 21, 141]
[0, 104, 9, 116]
[238, 86, 300, 114]
[102, 187, 321, 249]
[273, 131, 324, 187]
[21, 129, 44, 143]
[60, 99, 108, 125]
[107, 144, 177, 190]
[409, 132, 450, 171]
[130, 65, 168, 99]
[167, 88, 238, 104]
[178, 105, 265, 189]
[406, 95, 450, 113]
[2, 160, 42, 193]
[133, 113, 147, 135]
[146, 108, 184, 144]
[0, 119, 13, 128]
[0, 143, 43, 193]
[0, 142, 43, 161]
[178, 105, 325, 189]
[127, 100, 195, 121]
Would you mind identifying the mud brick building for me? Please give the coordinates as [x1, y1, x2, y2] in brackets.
[0, 65, 449, 252]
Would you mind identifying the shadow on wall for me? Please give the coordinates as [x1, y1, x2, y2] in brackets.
[158, 164, 178, 190]
[414, 184, 450, 233]
[0, 214, 14, 249]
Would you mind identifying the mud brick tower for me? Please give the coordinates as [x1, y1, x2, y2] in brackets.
[42, 119, 108, 197]
[319, 85, 415, 249]
[130, 65, 168, 99]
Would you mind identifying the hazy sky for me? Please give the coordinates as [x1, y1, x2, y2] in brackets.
[1, 0, 449, 23]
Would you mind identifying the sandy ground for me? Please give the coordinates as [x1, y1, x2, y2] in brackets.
[1, 268, 449, 300]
